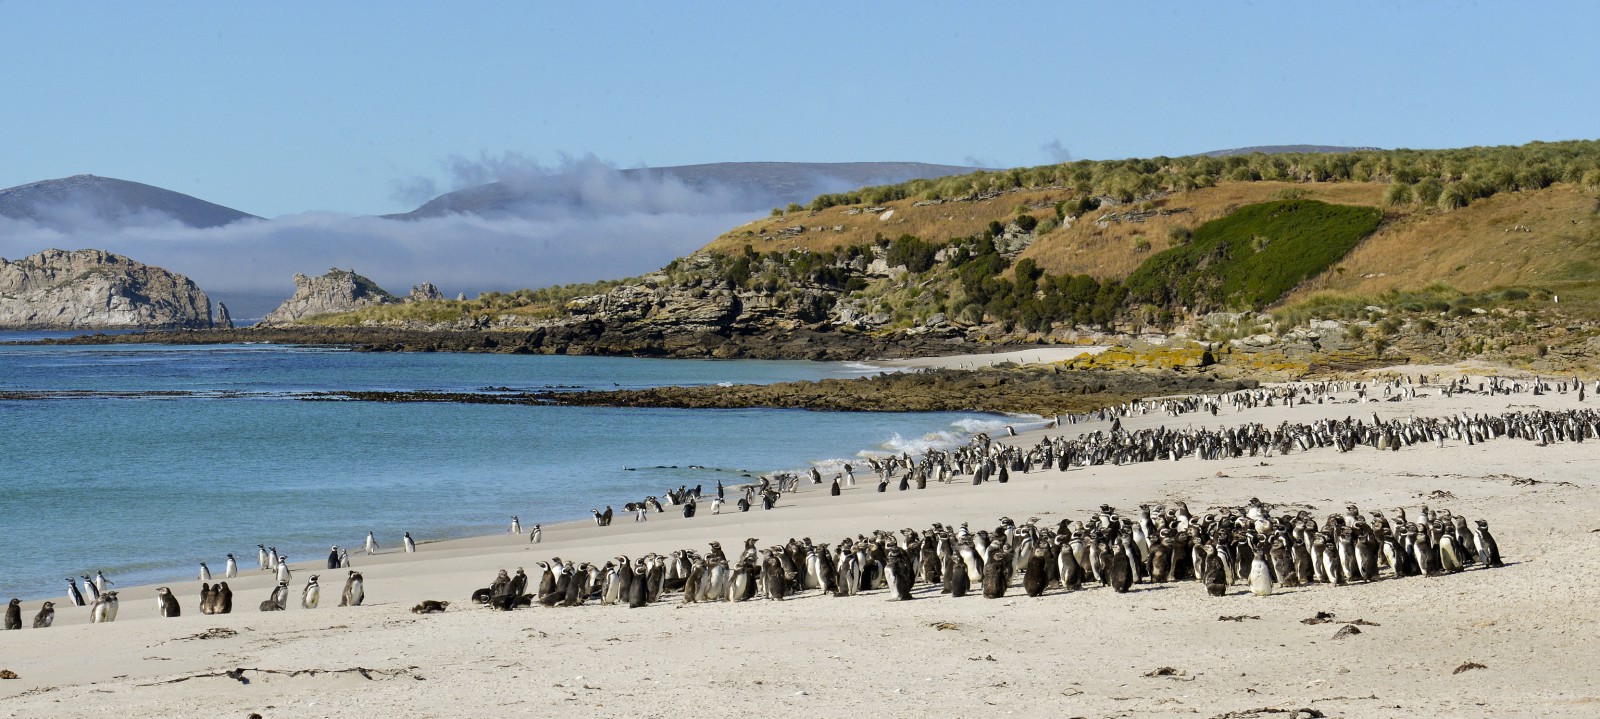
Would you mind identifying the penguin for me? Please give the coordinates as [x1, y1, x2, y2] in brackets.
[1473, 519, 1504, 567]
[32, 601, 54, 628]
[1107, 541, 1134, 593]
[532, 524, 543, 544]
[1022, 546, 1049, 597]
[1248, 536, 1274, 597]
[261, 581, 288, 611]
[1058, 542, 1083, 591]
[275, 557, 291, 584]
[258, 544, 270, 570]
[327, 546, 340, 570]
[225, 554, 238, 578]
[4, 598, 20, 629]
[981, 546, 1010, 598]
[761, 552, 786, 601]
[628, 563, 649, 608]
[94, 571, 113, 594]
[403, 532, 417, 554]
[682, 559, 704, 604]
[948, 552, 970, 597]
[301, 575, 321, 609]
[64, 577, 85, 607]
[81, 574, 99, 601]
[90, 591, 118, 623]
[200, 583, 215, 615]
[1202, 545, 1227, 597]
[510, 516, 521, 534]
[340, 549, 352, 568]
[886, 547, 914, 601]
[411, 600, 450, 614]
[830, 478, 840, 496]
[215, 582, 233, 614]
[198, 562, 212, 581]
[365, 531, 379, 555]
[340, 571, 364, 606]
[156, 587, 180, 617]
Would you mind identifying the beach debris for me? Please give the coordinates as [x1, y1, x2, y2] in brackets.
[136, 665, 421, 687]
[967, 655, 996, 662]
[1218, 615, 1260, 622]
[1300, 612, 1338, 624]
[929, 621, 959, 631]
[1144, 666, 1186, 677]
[1453, 661, 1488, 674]
[1425, 489, 1457, 500]
[1332, 625, 1362, 639]
[1207, 709, 1324, 719]
[0, 669, 18, 679]
[178, 627, 238, 641]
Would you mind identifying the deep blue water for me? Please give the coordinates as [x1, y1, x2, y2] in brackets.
[0, 337, 1009, 600]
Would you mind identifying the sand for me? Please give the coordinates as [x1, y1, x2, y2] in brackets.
[3, 360, 1598, 718]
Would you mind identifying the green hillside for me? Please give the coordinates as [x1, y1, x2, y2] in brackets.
[1123, 200, 1382, 312]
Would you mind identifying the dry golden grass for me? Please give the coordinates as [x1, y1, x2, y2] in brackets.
[702, 188, 1076, 255]
[1019, 182, 1390, 280]
[1282, 184, 1600, 302]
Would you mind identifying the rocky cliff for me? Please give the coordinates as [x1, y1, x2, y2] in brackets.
[0, 249, 214, 329]
[260, 269, 397, 326]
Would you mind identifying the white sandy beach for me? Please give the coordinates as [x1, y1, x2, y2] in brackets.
[3, 359, 1598, 718]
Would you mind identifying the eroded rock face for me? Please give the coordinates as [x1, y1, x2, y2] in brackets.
[0, 248, 213, 329]
[260, 269, 395, 325]
[213, 303, 233, 330]
[407, 282, 443, 302]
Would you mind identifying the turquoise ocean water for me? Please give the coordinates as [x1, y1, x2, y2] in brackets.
[0, 335, 1013, 600]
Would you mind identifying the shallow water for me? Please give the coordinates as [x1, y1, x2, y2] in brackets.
[0, 337, 1011, 599]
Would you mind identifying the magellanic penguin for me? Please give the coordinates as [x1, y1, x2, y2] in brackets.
[1473, 519, 1504, 567]
[4, 598, 20, 629]
[340, 571, 364, 607]
[981, 545, 1010, 598]
[365, 531, 379, 555]
[1022, 546, 1049, 597]
[1202, 544, 1227, 596]
[275, 557, 291, 584]
[225, 553, 238, 578]
[198, 562, 212, 582]
[91, 591, 119, 623]
[215, 582, 233, 614]
[1107, 539, 1134, 594]
[326, 546, 340, 570]
[510, 516, 521, 534]
[1248, 536, 1274, 597]
[403, 532, 417, 554]
[199, 583, 215, 615]
[886, 547, 914, 601]
[156, 587, 181, 617]
[948, 551, 970, 598]
[64, 577, 86, 607]
[301, 575, 321, 609]
[32, 601, 55, 628]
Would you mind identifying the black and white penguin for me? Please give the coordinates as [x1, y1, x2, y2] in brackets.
[340, 549, 352, 568]
[275, 556, 291, 585]
[301, 575, 321, 609]
[32, 601, 54, 628]
[510, 516, 521, 534]
[531, 524, 542, 544]
[156, 587, 180, 617]
[886, 547, 914, 601]
[326, 546, 340, 570]
[257, 544, 270, 570]
[198, 562, 212, 582]
[403, 532, 417, 554]
[90, 591, 118, 623]
[1202, 545, 1227, 596]
[830, 479, 840, 496]
[260, 582, 287, 612]
[1107, 540, 1134, 593]
[225, 554, 238, 578]
[64, 577, 85, 607]
[94, 570, 113, 594]
[627, 562, 649, 608]
[340, 571, 364, 606]
[761, 552, 787, 601]
[364, 532, 379, 555]
[4, 598, 20, 629]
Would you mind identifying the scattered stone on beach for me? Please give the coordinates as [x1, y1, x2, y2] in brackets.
[1300, 612, 1338, 624]
[0, 669, 18, 679]
[929, 621, 959, 631]
[1454, 661, 1488, 674]
[1144, 666, 1188, 678]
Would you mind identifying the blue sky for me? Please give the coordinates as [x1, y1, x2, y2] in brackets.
[3, 1, 1596, 218]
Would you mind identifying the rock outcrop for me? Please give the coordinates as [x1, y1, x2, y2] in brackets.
[0, 248, 213, 329]
[260, 269, 396, 326]
[213, 302, 233, 330]
[407, 282, 443, 302]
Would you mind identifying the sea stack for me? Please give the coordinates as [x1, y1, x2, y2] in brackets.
[213, 302, 233, 329]
[259, 268, 395, 325]
[0, 249, 213, 329]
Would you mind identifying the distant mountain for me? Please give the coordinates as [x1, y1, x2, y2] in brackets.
[385, 161, 978, 220]
[0, 174, 258, 229]
[1198, 145, 1382, 157]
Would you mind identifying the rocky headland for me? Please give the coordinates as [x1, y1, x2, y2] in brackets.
[0, 248, 217, 330]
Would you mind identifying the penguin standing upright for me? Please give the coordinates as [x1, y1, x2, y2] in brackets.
[532, 524, 543, 544]
[275, 557, 291, 584]
[1202, 545, 1227, 597]
[302, 575, 321, 609]
[91, 591, 119, 623]
[156, 587, 180, 617]
[94, 571, 113, 594]
[510, 516, 521, 534]
[1022, 547, 1049, 597]
[326, 546, 340, 570]
[365, 532, 379, 555]
[198, 562, 212, 581]
[32, 601, 54, 628]
[1248, 536, 1274, 597]
[830, 479, 841, 497]
[199, 583, 215, 615]
[4, 598, 20, 629]
[257, 544, 270, 570]
[403, 532, 417, 554]
[340, 571, 364, 607]
[1107, 541, 1134, 593]
[64, 578, 85, 607]
[225, 554, 238, 578]
[216, 582, 233, 614]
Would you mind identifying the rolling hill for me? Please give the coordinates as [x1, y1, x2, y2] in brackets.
[0, 174, 259, 229]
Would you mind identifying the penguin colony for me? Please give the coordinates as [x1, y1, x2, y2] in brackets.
[0, 374, 1565, 626]
[461, 498, 1503, 611]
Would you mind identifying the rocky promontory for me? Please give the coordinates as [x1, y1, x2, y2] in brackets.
[0, 249, 215, 329]
[260, 268, 397, 326]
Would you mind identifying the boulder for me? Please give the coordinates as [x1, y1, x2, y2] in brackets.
[260, 268, 396, 325]
[0, 248, 213, 329]
[213, 302, 233, 330]
[407, 282, 443, 302]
